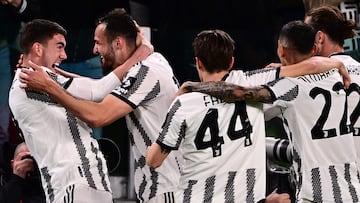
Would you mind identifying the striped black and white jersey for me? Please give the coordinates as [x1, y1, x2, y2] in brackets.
[331, 54, 360, 171]
[155, 68, 280, 203]
[265, 69, 360, 202]
[110, 52, 182, 202]
[9, 68, 112, 203]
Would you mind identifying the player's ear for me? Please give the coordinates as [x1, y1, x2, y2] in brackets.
[113, 36, 125, 49]
[195, 57, 203, 71]
[32, 42, 43, 57]
[277, 40, 285, 58]
[228, 57, 234, 71]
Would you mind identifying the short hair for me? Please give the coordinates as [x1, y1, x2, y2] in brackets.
[279, 20, 315, 55]
[97, 8, 137, 45]
[305, 5, 356, 46]
[20, 19, 67, 54]
[192, 29, 235, 73]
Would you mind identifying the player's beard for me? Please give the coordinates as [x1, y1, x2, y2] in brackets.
[101, 52, 116, 75]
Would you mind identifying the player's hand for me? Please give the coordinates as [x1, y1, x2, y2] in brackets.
[265, 188, 291, 203]
[11, 151, 34, 179]
[336, 60, 351, 89]
[134, 20, 154, 54]
[19, 60, 53, 90]
[176, 81, 198, 97]
[265, 63, 282, 68]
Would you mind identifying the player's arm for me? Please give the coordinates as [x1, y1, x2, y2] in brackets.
[146, 143, 171, 169]
[20, 62, 133, 127]
[279, 56, 350, 88]
[178, 81, 274, 103]
[65, 43, 152, 101]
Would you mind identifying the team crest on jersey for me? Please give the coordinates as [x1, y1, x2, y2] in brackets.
[116, 77, 137, 94]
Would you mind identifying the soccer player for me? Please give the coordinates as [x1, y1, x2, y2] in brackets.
[19, 11, 351, 203]
[305, 5, 360, 170]
[146, 29, 293, 202]
[176, 21, 360, 202]
[18, 9, 182, 203]
[9, 18, 151, 202]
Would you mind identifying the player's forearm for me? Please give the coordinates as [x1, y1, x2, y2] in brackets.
[183, 81, 273, 103]
[280, 56, 350, 87]
[280, 56, 341, 76]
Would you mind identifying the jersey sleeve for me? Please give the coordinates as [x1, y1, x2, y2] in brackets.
[156, 98, 186, 150]
[65, 72, 121, 102]
[263, 77, 299, 108]
[243, 67, 280, 86]
[110, 63, 159, 109]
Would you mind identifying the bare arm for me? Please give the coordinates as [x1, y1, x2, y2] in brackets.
[146, 143, 171, 169]
[279, 56, 350, 88]
[178, 81, 273, 103]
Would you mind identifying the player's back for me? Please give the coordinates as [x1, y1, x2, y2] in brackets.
[169, 90, 266, 203]
[267, 69, 360, 202]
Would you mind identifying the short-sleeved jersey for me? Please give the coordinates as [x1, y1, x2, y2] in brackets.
[9, 68, 111, 203]
[265, 69, 360, 202]
[331, 54, 360, 170]
[155, 68, 280, 203]
[110, 52, 182, 201]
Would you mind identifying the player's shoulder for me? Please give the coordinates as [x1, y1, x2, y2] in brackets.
[142, 52, 170, 66]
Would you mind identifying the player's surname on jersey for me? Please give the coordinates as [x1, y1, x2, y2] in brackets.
[203, 95, 225, 107]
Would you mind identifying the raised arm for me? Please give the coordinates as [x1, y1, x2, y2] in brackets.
[279, 56, 350, 88]
[178, 81, 273, 103]
[20, 61, 134, 127]
[19, 40, 152, 101]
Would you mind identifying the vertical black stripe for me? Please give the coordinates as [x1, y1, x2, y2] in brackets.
[344, 163, 359, 202]
[184, 180, 197, 203]
[90, 142, 110, 191]
[138, 174, 147, 202]
[311, 167, 323, 202]
[149, 168, 159, 199]
[204, 176, 215, 202]
[225, 171, 236, 203]
[329, 166, 342, 203]
[246, 169, 255, 203]
[66, 111, 96, 189]
[41, 167, 55, 203]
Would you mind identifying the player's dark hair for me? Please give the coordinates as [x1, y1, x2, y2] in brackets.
[192, 29, 235, 73]
[305, 5, 356, 46]
[20, 19, 67, 54]
[97, 8, 137, 47]
[279, 20, 315, 55]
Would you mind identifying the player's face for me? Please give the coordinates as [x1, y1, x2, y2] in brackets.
[41, 34, 67, 68]
[93, 23, 116, 71]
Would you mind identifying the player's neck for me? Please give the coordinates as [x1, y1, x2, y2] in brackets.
[324, 43, 344, 57]
[202, 70, 228, 82]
